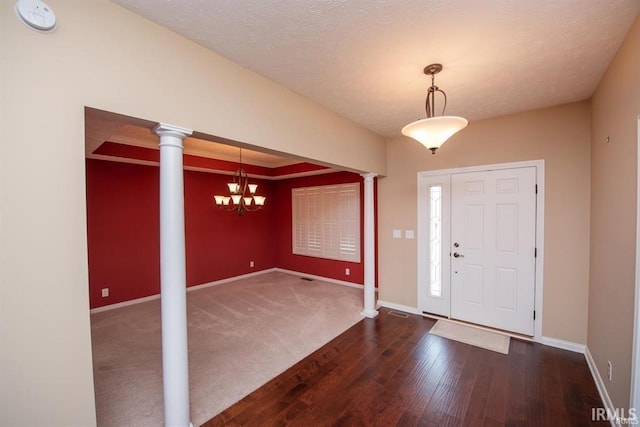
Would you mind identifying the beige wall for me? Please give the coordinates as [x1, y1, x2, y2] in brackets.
[589, 15, 640, 411]
[379, 102, 591, 344]
[0, 1, 385, 425]
[1, 0, 637, 423]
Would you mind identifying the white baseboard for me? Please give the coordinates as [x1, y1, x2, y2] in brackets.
[90, 269, 277, 314]
[90, 293, 161, 313]
[376, 300, 420, 315]
[585, 346, 619, 427]
[538, 336, 586, 354]
[186, 268, 277, 292]
[273, 268, 364, 289]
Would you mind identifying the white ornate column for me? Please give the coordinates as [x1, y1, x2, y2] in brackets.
[361, 173, 379, 318]
[152, 123, 193, 427]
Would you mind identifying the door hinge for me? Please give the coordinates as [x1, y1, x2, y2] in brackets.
[535, 184, 538, 194]
[534, 247, 537, 258]
[533, 310, 536, 320]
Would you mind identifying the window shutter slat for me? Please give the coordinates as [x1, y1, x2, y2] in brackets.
[291, 183, 360, 262]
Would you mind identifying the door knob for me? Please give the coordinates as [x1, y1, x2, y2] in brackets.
[453, 252, 464, 258]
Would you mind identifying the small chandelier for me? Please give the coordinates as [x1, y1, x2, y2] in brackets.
[401, 63, 468, 154]
[214, 148, 266, 216]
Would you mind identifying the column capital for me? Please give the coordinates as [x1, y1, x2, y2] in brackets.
[152, 123, 193, 139]
[360, 172, 378, 182]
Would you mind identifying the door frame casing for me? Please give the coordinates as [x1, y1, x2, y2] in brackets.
[417, 159, 545, 340]
[631, 116, 640, 412]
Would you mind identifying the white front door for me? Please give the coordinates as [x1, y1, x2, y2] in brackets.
[450, 167, 536, 335]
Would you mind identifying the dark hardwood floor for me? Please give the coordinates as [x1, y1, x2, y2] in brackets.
[202, 309, 606, 426]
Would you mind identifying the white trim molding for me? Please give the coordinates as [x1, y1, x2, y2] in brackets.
[274, 268, 364, 289]
[90, 293, 160, 314]
[90, 269, 278, 314]
[631, 115, 640, 421]
[586, 346, 620, 427]
[377, 300, 420, 315]
[538, 336, 585, 354]
[186, 269, 278, 292]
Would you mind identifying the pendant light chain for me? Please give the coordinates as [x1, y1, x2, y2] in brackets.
[425, 71, 448, 119]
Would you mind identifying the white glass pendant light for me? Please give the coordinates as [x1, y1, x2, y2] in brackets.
[402, 64, 468, 154]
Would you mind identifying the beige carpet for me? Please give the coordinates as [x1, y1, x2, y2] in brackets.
[91, 271, 364, 426]
[428, 319, 510, 354]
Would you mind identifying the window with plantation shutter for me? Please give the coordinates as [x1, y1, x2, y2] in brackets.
[292, 183, 361, 262]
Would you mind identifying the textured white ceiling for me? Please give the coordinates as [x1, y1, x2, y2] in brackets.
[112, 0, 640, 138]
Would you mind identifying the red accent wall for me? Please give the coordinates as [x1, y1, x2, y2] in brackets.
[86, 160, 160, 308]
[273, 171, 372, 285]
[184, 170, 275, 286]
[86, 159, 275, 308]
[86, 160, 376, 309]
[271, 162, 329, 177]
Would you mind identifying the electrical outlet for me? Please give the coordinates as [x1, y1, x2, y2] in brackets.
[607, 361, 613, 381]
[101, 288, 109, 298]
[345, 268, 350, 276]
[250, 261, 254, 268]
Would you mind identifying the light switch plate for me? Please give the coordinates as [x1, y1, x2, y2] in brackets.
[393, 229, 402, 238]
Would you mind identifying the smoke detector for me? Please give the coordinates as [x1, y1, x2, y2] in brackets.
[15, 0, 56, 33]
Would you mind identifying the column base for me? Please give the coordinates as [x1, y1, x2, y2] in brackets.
[361, 309, 379, 318]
